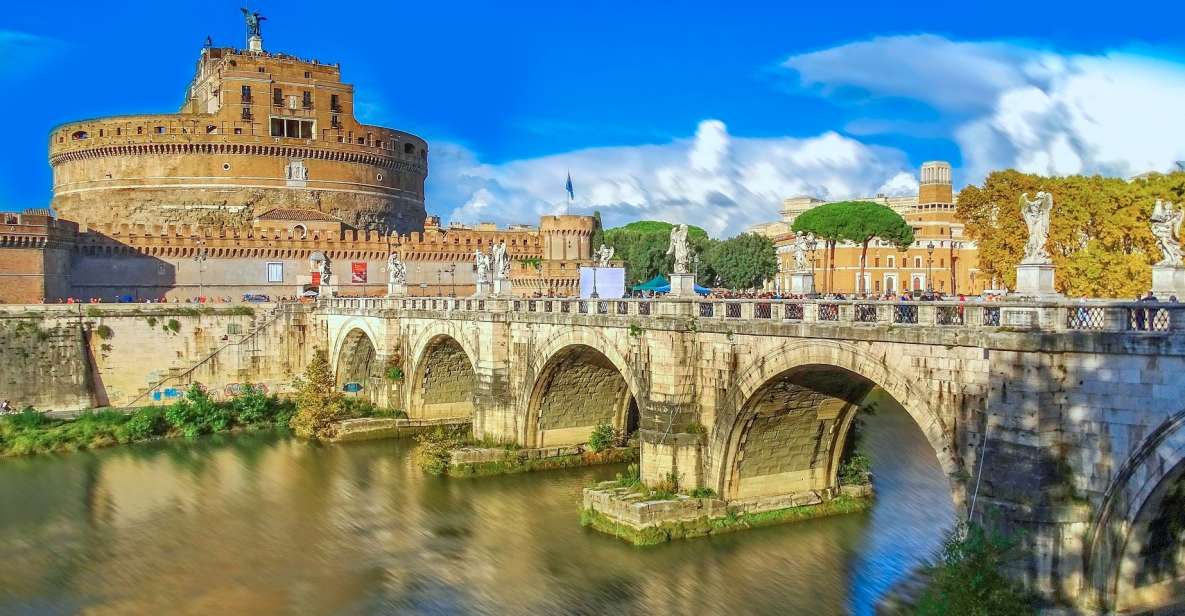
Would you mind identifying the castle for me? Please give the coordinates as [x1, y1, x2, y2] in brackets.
[1, 16, 596, 303]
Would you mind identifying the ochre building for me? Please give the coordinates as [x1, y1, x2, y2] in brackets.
[763, 161, 987, 296]
[49, 37, 427, 234]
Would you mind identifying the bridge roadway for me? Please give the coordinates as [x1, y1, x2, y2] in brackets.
[316, 295, 1185, 611]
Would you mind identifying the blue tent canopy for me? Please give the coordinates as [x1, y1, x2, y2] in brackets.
[654, 283, 711, 296]
[633, 275, 709, 296]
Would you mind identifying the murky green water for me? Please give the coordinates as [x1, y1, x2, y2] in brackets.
[0, 403, 953, 615]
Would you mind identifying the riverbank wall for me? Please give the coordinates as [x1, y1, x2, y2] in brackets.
[0, 304, 312, 411]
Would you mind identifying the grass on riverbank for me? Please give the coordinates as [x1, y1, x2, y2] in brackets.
[0, 385, 293, 457]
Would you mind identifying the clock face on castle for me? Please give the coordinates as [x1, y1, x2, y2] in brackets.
[48, 42, 428, 235]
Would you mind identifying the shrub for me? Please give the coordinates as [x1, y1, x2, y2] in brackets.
[838, 452, 872, 486]
[588, 421, 617, 452]
[95, 324, 114, 340]
[117, 407, 167, 442]
[165, 385, 233, 438]
[915, 522, 1037, 615]
[385, 366, 404, 382]
[146, 316, 158, 327]
[230, 384, 272, 425]
[688, 487, 717, 498]
[165, 319, 182, 334]
[8, 408, 46, 429]
[650, 470, 681, 500]
[288, 349, 346, 439]
[415, 427, 465, 475]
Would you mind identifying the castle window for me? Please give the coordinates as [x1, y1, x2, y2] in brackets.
[241, 106, 253, 120]
[257, 67, 265, 73]
[99, 129, 104, 137]
[206, 125, 217, 134]
[116, 128, 122, 136]
[273, 88, 283, 106]
[71, 131, 88, 140]
[302, 91, 312, 109]
[234, 128, 243, 135]
[377, 173, 383, 182]
[330, 94, 341, 112]
[331, 114, 340, 128]
[421, 149, 427, 160]
[154, 126, 166, 134]
[357, 137, 365, 144]
[375, 140, 382, 148]
[241, 85, 252, 102]
[222, 163, 231, 171]
[303, 71, 311, 78]
[270, 118, 284, 137]
[404, 143, 414, 154]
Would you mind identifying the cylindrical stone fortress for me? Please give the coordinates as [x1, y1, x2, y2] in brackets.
[49, 46, 427, 234]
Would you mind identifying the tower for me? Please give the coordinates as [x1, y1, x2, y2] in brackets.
[918, 161, 953, 205]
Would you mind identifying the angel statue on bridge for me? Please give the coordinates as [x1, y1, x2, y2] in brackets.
[594, 244, 615, 268]
[666, 224, 690, 274]
[1151, 199, 1184, 267]
[1019, 191, 1054, 265]
[474, 248, 491, 284]
[387, 252, 406, 286]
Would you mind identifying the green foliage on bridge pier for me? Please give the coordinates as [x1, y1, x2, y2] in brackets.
[915, 522, 1037, 615]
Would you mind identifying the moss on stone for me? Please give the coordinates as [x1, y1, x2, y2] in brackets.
[448, 446, 639, 478]
[581, 495, 873, 547]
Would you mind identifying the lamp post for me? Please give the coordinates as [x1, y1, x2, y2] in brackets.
[194, 239, 208, 302]
[950, 241, 961, 296]
[926, 241, 935, 293]
[692, 253, 700, 286]
[436, 267, 443, 297]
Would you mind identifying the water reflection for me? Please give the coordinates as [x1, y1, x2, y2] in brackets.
[0, 396, 951, 615]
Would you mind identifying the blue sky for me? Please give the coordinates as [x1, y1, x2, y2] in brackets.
[3, 1, 1185, 235]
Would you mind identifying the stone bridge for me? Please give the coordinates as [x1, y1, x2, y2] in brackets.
[315, 295, 1185, 612]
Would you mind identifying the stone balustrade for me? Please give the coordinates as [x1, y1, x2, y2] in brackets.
[317, 296, 1185, 334]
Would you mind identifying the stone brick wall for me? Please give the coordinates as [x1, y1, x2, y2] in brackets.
[419, 338, 475, 418]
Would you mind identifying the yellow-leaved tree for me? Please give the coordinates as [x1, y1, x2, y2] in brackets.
[289, 348, 346, 439]
[957, 170, 1185, 298]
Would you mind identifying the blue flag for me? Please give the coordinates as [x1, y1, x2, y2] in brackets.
[565, 172, 574, 201]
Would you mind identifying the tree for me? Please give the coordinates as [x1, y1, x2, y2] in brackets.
[603, 221, 714, 287]
[289, 348, 346, 439]
[792, 201, 913, 294]
[704, 233, 778, 290]
[958, 170, 1185, 297]
[590, 210, 605, 251]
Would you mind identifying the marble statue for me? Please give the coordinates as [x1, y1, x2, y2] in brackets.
[1020, 191, 1054, 265]
[666, 224, 690, 274]
[387, 252, 406, 285]
[1151, 199, 1184, 267]
[319, 256, 332, 287]
[491, 240, 510, 280]
[240, 8, 266, 38]
[792, 232, 811, 271]
[594, 244, 615, 268]
[474, 248, 491, 284]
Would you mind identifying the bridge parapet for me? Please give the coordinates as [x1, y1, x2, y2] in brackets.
[317, 296, 1185, 335]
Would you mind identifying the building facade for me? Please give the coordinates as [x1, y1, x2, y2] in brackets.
[768, 161, 987, 296]
[49, 37, 427, 235]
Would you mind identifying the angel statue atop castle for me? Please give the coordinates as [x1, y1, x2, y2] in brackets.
[241, 8, 266, 38]
[1019, 191, 1054, 265]
[1151, 199, 1184, 267]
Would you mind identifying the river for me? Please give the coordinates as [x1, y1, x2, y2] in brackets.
[0, 397, 953, 615]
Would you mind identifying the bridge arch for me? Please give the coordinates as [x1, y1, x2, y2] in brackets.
[406, 323, 481, 421]
[334, 327, 383, 403]
[1085, 409, 1185, 612]
[520, 329, 640, 449]
[713, 340, 962, 506]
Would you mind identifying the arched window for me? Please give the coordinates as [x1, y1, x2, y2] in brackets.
[71, 131, 89, 140]
[404, 143, 414, 154]
[294, 224, 308, 239]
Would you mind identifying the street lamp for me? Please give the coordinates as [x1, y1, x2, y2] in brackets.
[949, 241, 961, 296]
[926, 241, 935, 293]
[194, 239, 208, 301]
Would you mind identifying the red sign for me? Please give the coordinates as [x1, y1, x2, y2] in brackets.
[351, 262, 367, 284]
[311, 271, 321, 287]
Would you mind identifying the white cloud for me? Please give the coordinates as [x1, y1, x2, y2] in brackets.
[782, 35, 1185, 182]
[427, 121, 915, 237]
